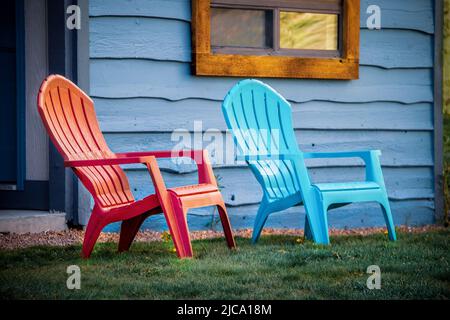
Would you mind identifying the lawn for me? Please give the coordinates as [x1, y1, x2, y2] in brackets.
[0, 229, 449, 300]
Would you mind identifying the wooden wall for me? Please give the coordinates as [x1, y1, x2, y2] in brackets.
[89, 0, 436, 231]
[25, 0, 48, 181]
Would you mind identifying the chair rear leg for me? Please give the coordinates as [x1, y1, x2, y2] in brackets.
[252, 205, 270, 244]
[216, 202, 236, 249]
[82, 211, 105, 259]
[379, 198, 397, 241]
[118, 213, 150, 253]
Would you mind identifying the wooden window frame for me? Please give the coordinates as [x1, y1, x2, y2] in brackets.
[192, 0, 360, 79]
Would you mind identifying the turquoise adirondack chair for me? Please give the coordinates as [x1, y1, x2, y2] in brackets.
[222, 79, 397, 244]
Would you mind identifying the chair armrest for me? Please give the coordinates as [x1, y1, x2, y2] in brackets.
[115, 150, 204, 162]
[64, 155, 156, 168]
[303, 150, 381, 160]
[304, 150, 385, 186]
[237, 153, 302, 161]
[237, 150, 381, 162]
[116, 150, 217, 185]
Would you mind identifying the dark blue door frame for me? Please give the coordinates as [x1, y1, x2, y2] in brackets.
[47, 0, 79, 225]
[0, 0, 25, 190]
[1, 0, 86, 216]
[0, 0, 48, 211]
[16, 0, 26, 191]
[0, 0, 49, 210]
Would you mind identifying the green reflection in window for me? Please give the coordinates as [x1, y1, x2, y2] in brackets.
[280, 12, 338, 50]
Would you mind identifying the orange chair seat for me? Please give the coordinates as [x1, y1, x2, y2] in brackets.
[169, 183, 218, 197]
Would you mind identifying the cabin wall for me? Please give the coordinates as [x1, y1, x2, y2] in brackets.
[89, 0, 436, 231]
[25, 0, 48, 181]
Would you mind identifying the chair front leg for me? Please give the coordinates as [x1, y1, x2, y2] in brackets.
[301, 188, 330, 245]
[365, 152, 386, 188]
[167, 193, 194, 258]
[365, 154, 396, 241]
[195, 150, 218, 186]
[145, 158, 193, 258]
[82, 206, 106, 259]
[379, 197, 397, 241]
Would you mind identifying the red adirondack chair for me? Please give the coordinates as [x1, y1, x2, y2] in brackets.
[37, 75, 235, 258]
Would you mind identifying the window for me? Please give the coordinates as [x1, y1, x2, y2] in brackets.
[192, 0, 360, 79]
[279, 12, 338, 51]
[211, 8, 273, 49]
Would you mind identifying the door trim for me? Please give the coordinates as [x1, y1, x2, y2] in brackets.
[15, 0, 26, 191]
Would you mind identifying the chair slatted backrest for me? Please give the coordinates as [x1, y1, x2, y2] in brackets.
[222, 79, 310, 199]
[38, 75, 134, 208]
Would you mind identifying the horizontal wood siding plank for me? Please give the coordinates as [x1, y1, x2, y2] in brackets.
[360, 29, 432, 68]
[89, 0, 191, 21]
[102, 199, 435, 232]
[90, 17, 432, 68]
[94, 98, 433, 132]
[103, 130, 433, 170]
[89, 0, 434, 34]
[360, 0, 434, 34]
[90, 17, 191, 62]
[90, 60, 433, 103]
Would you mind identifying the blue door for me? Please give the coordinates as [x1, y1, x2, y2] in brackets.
[0, 0, 24, 189]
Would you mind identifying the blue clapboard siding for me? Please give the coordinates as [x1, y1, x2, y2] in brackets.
[89, 0, 437, 232]
[90, 17, 191, 62]
[103, 131, 433, 169]
[122, 166, 434, 205]
[91, 19, 433, 68]
[90, 0, 434, 34]
[94, 99, 434, 131]
[90, 0, 192, 22]
[90, 61, 433, 103]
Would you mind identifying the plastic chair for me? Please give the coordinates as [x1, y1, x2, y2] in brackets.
[38, 75, 236, 258]
[222, 79, 396, 244]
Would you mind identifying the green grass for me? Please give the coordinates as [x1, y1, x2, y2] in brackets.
[1, 230, 449, 300]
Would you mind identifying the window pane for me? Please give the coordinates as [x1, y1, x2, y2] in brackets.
[211, 8, 272, 48]
[280, 12, 338, 50]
